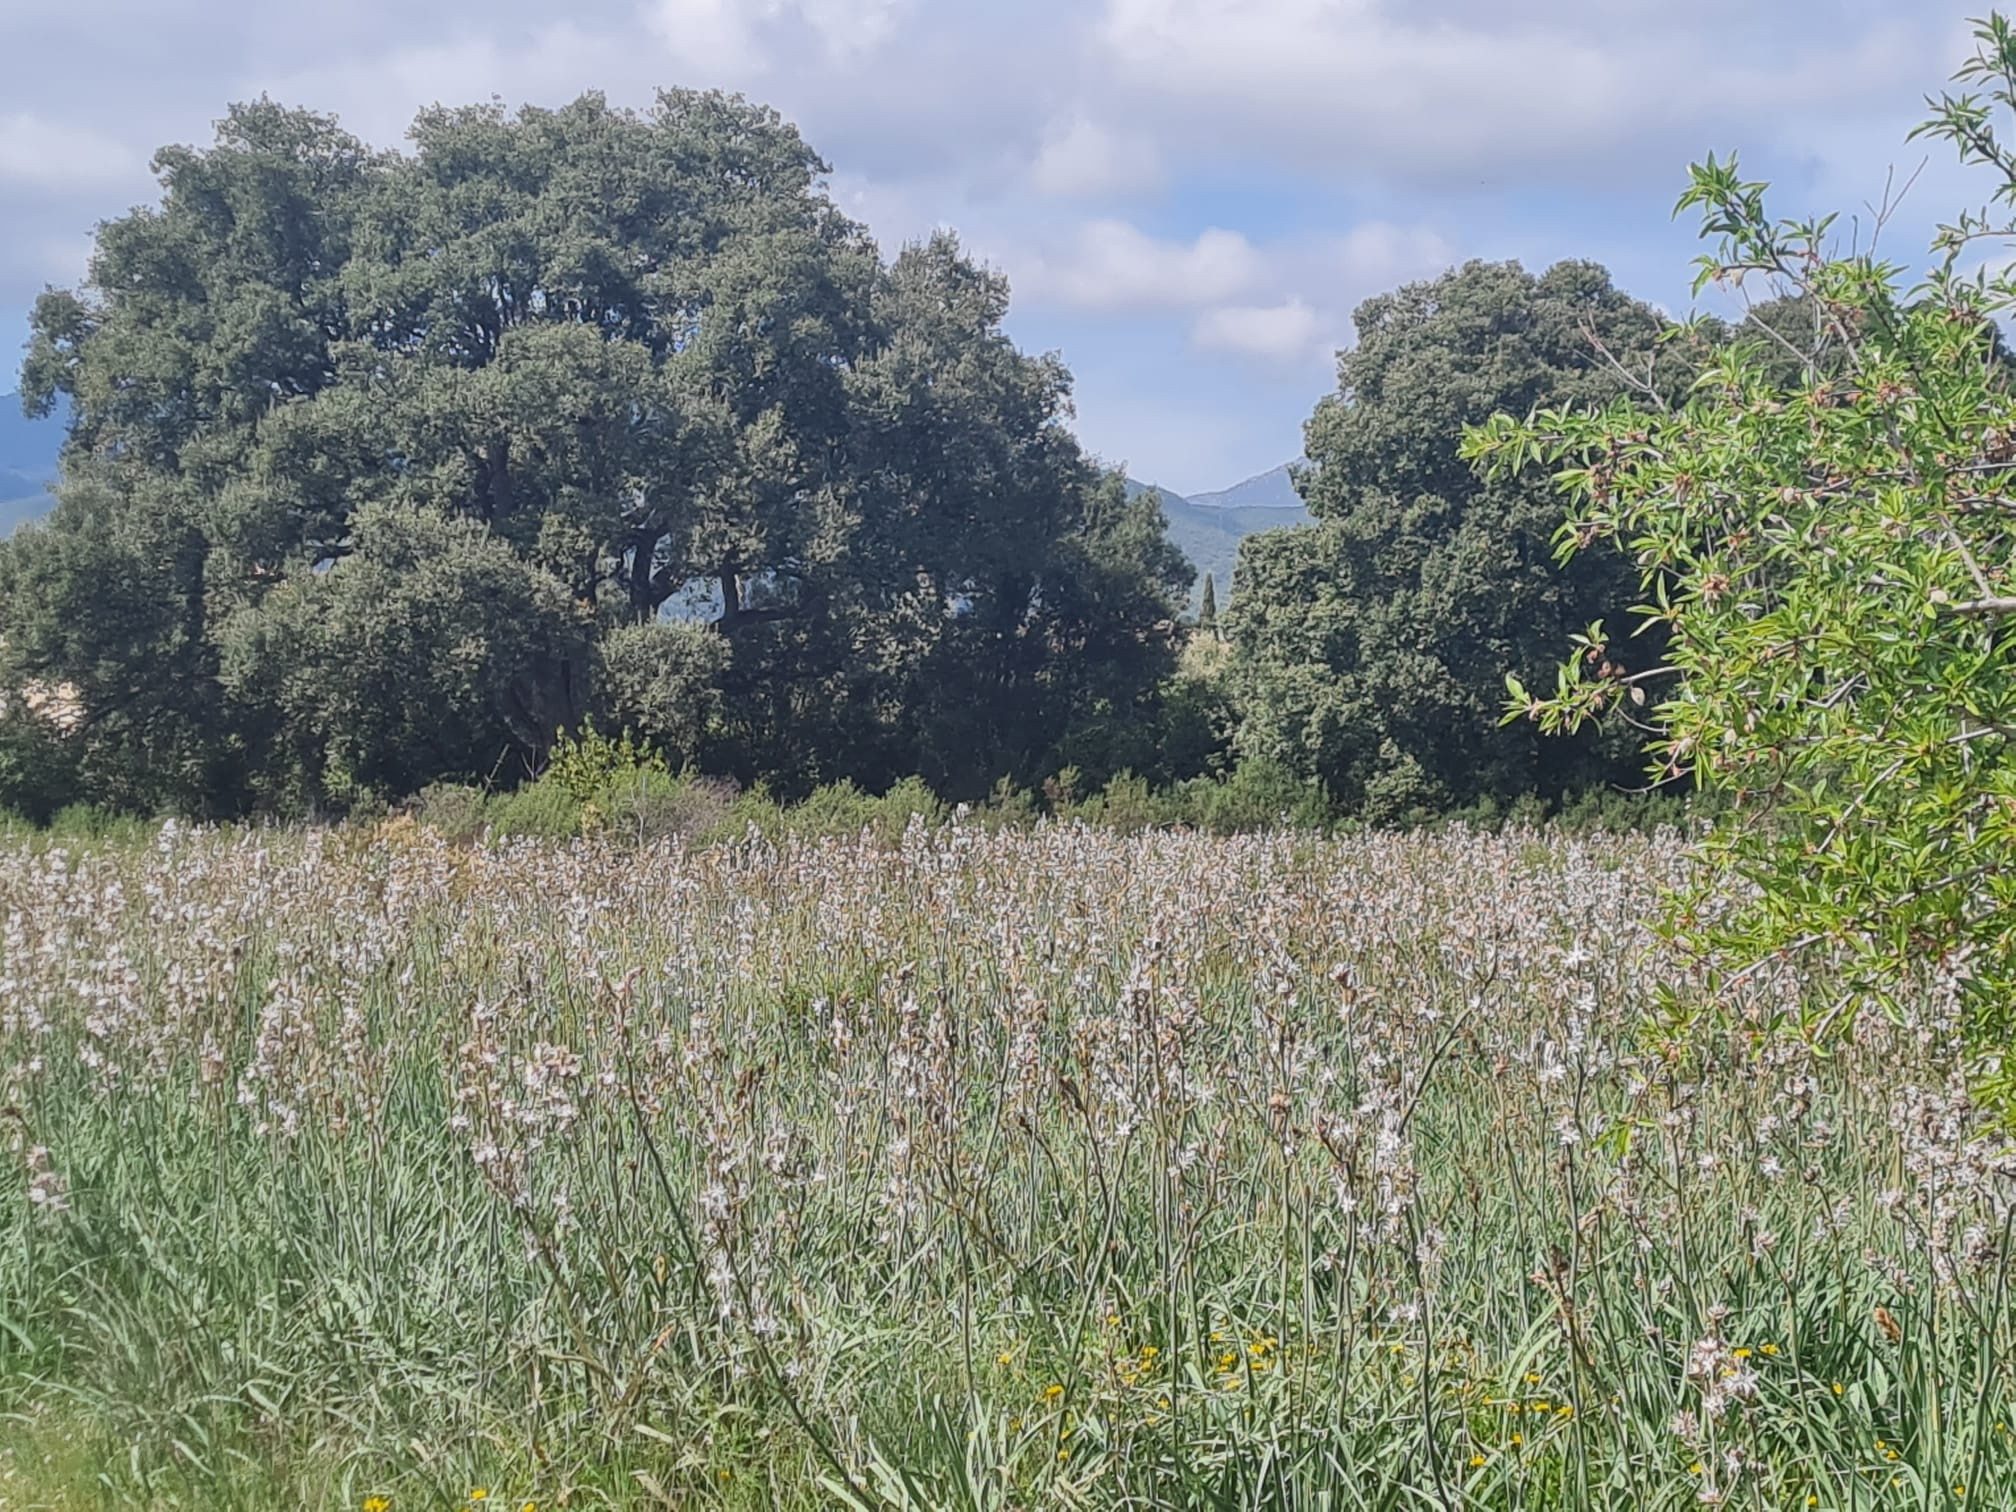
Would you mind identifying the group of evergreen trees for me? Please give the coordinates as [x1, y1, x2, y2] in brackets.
[0, 90, 1725, 824]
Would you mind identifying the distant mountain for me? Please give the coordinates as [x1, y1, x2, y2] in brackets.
[1186, 463, 1303, 512]
[1126, 467, 1311, 613]
[0, 397, 61, 536]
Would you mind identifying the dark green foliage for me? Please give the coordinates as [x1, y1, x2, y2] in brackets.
[1229, 259, 1696, 819]
[5, 92, 1185, 816]
[216, 505, 594, 805]
[485, 780, 587, 840]
[0, 478, 243, 816]
[0, 706, 79, 825]
[597, 623, 730, 766]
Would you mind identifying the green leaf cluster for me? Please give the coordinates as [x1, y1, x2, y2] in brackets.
[1464, 16, 2016, 1094]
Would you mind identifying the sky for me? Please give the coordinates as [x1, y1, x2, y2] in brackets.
[0, 0, 1998, 495]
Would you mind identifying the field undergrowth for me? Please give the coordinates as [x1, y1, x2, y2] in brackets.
[0, 818, 2006, 1509]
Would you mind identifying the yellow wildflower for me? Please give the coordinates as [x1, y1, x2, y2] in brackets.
[363, 1500, 391, 1512]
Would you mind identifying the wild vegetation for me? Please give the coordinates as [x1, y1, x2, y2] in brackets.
[11, 11, 2016, 1512]
[0, 818, 2007, 1511]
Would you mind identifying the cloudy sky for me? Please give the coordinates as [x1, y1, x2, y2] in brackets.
[0, 0, 1995, 494]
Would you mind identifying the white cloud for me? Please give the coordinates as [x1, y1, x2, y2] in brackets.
[646, 0, 909, 73]
[1094, 0, 1943, 184]
[1004, 215, 1451, 369]
[1321, 223, 1457, 288]
[1012, 220, 1262, 310]
[1193, 298, 1323, 364]
[255, 23, 636, 147]
[0, 114, 142, 192]
[1030, 116, 1161, 198]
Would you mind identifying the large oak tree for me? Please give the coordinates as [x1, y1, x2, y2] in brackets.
[10, 93, 1186, 812]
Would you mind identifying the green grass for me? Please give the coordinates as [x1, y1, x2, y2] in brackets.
[0, 820, 2001, 1507]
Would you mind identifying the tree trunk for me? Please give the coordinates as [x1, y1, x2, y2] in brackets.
[483, 437, 513, 522]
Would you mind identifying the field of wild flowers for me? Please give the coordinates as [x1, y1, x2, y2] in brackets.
[0, 818, 2006, 1509]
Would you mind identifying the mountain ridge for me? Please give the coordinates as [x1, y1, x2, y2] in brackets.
[1124, 465, 1311, 610]
[1185, 462, 1303, 512]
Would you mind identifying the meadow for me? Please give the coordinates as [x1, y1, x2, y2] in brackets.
[0, 817, 2005, 1509]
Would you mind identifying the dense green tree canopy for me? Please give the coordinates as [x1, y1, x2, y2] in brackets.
[8, 92, 1187, 813]
[1228, 259, 1695, 817]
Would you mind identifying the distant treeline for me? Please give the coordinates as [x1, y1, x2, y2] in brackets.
[0, 90, 1807, 828]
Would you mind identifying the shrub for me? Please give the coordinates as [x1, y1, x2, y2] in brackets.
[414, 782, 491, 845]
[0, 709, 80, 825]
[485, 780, 583, 841]
[544, 723, 666, 803]
[980, 778, 1040, 831]
[45, 803, 153, 846]
[593, 768, 739, 847]
[1171, 757, 1332, 834]
[1066, 771, 1167, 834]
